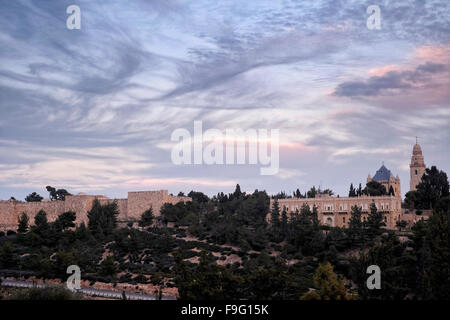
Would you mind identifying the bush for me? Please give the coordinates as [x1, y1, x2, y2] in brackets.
[8, 285, 83, 300]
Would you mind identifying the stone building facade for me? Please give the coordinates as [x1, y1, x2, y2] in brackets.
[270, 163, 404, 230]
[270, 194, 402, 230]
[0, 190, 190, 232]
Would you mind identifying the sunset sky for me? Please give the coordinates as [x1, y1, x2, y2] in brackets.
[1, 0, 449, 200]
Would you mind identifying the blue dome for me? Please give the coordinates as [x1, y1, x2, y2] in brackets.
[373, 164, 391, 181]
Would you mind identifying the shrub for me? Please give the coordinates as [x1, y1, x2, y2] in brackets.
[8, 285, 83, 300]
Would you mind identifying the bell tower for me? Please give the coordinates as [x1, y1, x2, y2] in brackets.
[410, 137, 426, 192]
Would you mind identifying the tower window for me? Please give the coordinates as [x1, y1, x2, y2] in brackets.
[415, 169, 418, 175]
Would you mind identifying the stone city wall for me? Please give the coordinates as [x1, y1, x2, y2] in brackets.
[0, 191, 190, 232]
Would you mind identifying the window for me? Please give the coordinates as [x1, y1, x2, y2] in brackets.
[326, 217, 333, 227]
[415, 169, 418, 175]
[343, 217, 346, 223]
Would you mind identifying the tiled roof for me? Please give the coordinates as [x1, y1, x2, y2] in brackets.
[373, 165, 391, 181]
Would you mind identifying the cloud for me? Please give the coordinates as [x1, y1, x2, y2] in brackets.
[1, 0, 450, 200]
[333, 62, 447, 97]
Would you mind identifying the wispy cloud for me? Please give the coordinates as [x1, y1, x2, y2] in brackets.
[0, 0, 449, 199]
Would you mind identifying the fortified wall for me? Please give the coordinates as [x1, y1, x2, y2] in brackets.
[0, 190, 191, 232]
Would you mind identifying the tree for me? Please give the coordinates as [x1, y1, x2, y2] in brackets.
[55, 189, 71, 201]
[396, 220, 408, 231]
[348, 183, 356, 197]
[25, 192, 43, 202]
[301, 262, 353, 300]
[46, 186, 72, 201]
[46, 186, 57, 200]
[138, 207, 154, 227]
[366, 202, 385, 239]
[34, 210, 48, 229]
[357, 183, 363, 197]
[294, 188, 303, 198]
[407, 166, 450, 210]
[281, 207, 288, 237]
[0, 241, 15, 268]
[7, 285, 82, 300]
[411, 199, 450, 299]
[232, 184, 243, 199]
[188, 191, 209, 203]
[101, 256, 118, 277]
[348, 205, 363, 245]
[87, 199, 119, 238]
[270, 200, 280, 230]
[32, 209, 49, 237]
[174, 251, 243, 300]
[363, 181, 387, 196]
[307, 186, 318, 198]
[320, 188, 334, 196]
[55, 211, 76, 231]
[17, 212, 29, 233]
[351, 233, 416, 300]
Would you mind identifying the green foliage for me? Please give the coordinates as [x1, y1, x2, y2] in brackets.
[366, 203, 385, 239]
[101, 256, 118, 277]
[187, 190, 209, 203]
[302, 261, 354, 300]
[363, 181, 387, 196]
[0, 241, 16, 268]
[25, 192, 43, 202]
[411, 205, 450, 299]
[54, 249, 79, 278]
[348, 205, 363, 245]
[138, 207, 154, 227]
[8, 285, 82, 300]
[55, 211, 76, 231]
[351, 233, 416, 300]
[348, 183, 356, 197]
[32, 210, 49, 237]
[46, 186, 72, 201]
[87, 199, 119, 239]
[307, 186, 318, 198]
[270, 200, 280, 231]
[405, 166, 450, 210]
[17, 212, 29, 233]
[175, 251, 243, 300]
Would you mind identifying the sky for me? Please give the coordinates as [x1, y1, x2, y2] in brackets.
[0, 0, 449, 201]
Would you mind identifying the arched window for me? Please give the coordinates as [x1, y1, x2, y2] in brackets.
[415, 169, 418, 175]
